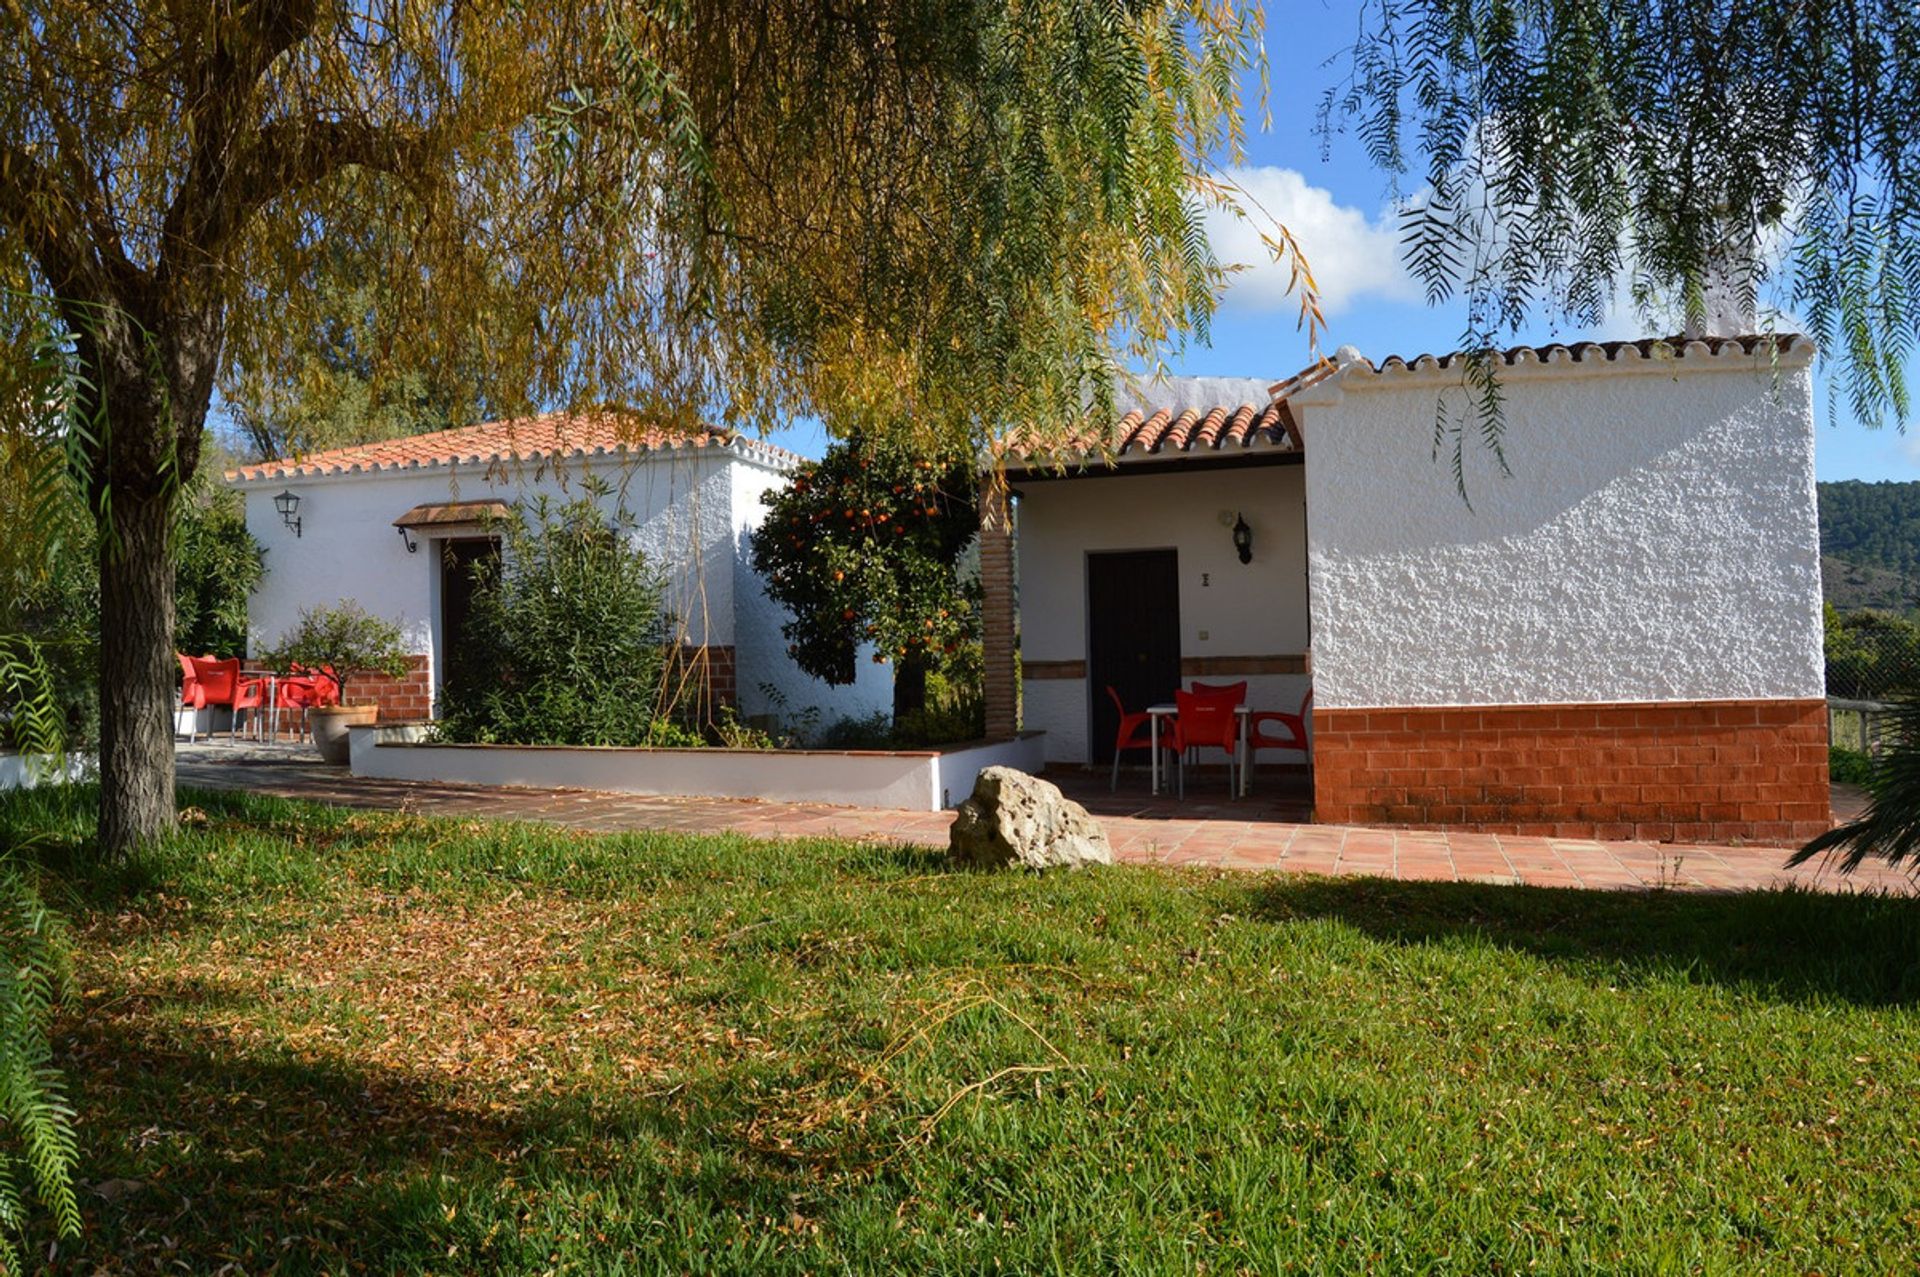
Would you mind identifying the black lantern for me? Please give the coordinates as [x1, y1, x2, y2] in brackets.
[1231, 512, 1252, 564]
[273, 489, 302, 538]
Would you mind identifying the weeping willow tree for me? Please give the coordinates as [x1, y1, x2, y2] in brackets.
[1, 0, 1314, 852]
[1324, 0, 1920, 468]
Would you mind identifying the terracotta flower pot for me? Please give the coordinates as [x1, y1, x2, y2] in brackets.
[310, 704, 379, 765]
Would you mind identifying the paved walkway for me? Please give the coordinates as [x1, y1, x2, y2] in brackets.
[175, 742, 1915, 895]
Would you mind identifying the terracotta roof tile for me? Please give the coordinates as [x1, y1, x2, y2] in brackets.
[1357, 332, 1809, 376]
[228, 410, 803, 482]
[1003, 364, 1327, 467]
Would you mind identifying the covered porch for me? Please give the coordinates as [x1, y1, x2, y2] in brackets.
[979, 374, 1318, 795]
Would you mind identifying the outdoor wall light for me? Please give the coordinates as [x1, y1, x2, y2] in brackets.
[1231, 512, 1253, 564]
[273, 489, 302, 538]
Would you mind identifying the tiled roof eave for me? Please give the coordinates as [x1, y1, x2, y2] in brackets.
[227, 432, 798, 485]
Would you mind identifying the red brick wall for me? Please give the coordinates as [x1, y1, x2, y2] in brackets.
[349, 655, 433, 723]
[1312, 698, 1831, 845]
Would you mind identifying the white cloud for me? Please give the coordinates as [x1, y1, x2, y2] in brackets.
[1204, 166, 1421, 316]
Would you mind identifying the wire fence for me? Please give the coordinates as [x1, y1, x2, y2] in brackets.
[1826, 614, 1920, 755]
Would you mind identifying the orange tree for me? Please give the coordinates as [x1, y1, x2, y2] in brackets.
[749, 438, 977, 721]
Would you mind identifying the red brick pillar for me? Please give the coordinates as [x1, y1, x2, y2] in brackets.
[979, 473, 1019, 741]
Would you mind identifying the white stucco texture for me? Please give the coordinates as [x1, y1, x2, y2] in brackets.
[1299, 353, 1824, 709]
[1016, 465, 1311, 763]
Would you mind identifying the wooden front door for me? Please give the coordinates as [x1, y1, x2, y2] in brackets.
[1086, 549, 1180, 763]
[438, 537, 499, 699]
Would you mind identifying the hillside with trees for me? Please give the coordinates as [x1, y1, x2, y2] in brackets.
[1819, 480, 1920, 613]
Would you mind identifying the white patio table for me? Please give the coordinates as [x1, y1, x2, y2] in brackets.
[1146, 702, 1251, 798]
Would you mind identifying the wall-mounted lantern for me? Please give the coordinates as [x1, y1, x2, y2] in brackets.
[1231, 512, 1252, 564]
[273, 489, 302, 538]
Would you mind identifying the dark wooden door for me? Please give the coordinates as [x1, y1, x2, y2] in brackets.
[439, 538, 499, 698]
[1086, 549, 1180, 763]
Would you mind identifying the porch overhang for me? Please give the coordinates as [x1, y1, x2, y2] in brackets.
[391, 500, 511, 537]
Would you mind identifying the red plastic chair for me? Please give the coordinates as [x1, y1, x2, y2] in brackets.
[1169, 687, 1242, 797]
[187, 657, 265, 742]
[177, 654, 205, 741]
[1189, 680, 1247, 703]
[1246, 687, 1314, 791]
[275, 665, 340, 741]
[1104, 685, 1173, 792]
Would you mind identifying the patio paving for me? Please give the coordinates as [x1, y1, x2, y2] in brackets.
[172, 740, 1916, 895]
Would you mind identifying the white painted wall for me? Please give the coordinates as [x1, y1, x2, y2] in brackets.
[1016, 465, 1311, 763]
[238, 445, 894, 724]
[727, 462, 893, 728]
[1297, 349, 1825, 708]
[348, 727, 1042, 811]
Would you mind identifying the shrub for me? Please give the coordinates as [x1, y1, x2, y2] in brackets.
[1830, 745, 1877, 786]
[260, 601, 411, 704]
[438, 493, 682, 747]
[174, 474, 265, 659]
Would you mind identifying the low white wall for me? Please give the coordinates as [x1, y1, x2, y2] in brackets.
[932, 734, 1048, 808]
[349, 727, 1049, 812]
[0, 753, 94, 790]
[1297, 345, 1825, 709]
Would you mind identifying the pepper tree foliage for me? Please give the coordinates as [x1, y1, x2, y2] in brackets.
[750, 438, 979, 710]
[0, 0, 1297, 852]
[1323, 0, 1920, 484]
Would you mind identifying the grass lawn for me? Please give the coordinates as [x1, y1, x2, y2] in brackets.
[4, 784, 1919, 1273]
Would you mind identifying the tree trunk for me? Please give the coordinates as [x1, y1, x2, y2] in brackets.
[893, 653, 928, 722]
[80, 293, 216, 857]
[96, 489, 179, 853]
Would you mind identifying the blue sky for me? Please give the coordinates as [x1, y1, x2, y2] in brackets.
[768, 6, 1918, 482]
[1155, 3, 1918, 486]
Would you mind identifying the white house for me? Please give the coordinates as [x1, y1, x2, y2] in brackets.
[983, 335, 1830, 844]
[227, 413, 891, 726]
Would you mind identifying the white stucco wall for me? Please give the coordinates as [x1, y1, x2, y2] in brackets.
[727, 463, 893, 728]
[1016, 465, 1311, 763]
[1297, 347, 1825, 709]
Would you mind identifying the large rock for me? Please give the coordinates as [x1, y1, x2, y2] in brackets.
[949, 766, 1113, 870]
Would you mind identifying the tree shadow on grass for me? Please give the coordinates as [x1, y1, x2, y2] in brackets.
[1235, 874, 1920, 1008]
[48, 983, 835, 1273]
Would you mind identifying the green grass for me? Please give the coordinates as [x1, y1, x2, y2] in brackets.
[4, 784, 1919, 1273]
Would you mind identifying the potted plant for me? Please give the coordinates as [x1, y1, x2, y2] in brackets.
[261, 602, 411, 764]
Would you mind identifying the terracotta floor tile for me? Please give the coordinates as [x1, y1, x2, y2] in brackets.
[171, 742, 1912, 897]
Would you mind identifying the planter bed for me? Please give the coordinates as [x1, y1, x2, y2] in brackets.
[348, 724, 1045, 812]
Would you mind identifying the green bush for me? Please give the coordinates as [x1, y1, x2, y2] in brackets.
[438, 493, 686, 747]
[1830, 745, 1877, 786]
[174, 475, 265, 659]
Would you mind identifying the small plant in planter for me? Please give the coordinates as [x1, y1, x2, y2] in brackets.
[261, 602, 411, 764]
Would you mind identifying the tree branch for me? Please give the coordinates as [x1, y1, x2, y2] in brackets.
[193, 117, 429, 252]
[0, 142, 113, 304]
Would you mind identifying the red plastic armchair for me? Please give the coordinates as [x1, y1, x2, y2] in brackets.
[1246, 687, 1314, 791]
[1104, 685, 1172, 792]
[1169, 687, 1242, 798]
[177, 654, 205, 741]
[187, 657, 265, 742]
[275, 665, 340, 741]
[1189, 680, 1247, 703]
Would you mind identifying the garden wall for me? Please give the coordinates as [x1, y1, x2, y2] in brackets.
[348, 727, 1045, 812]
